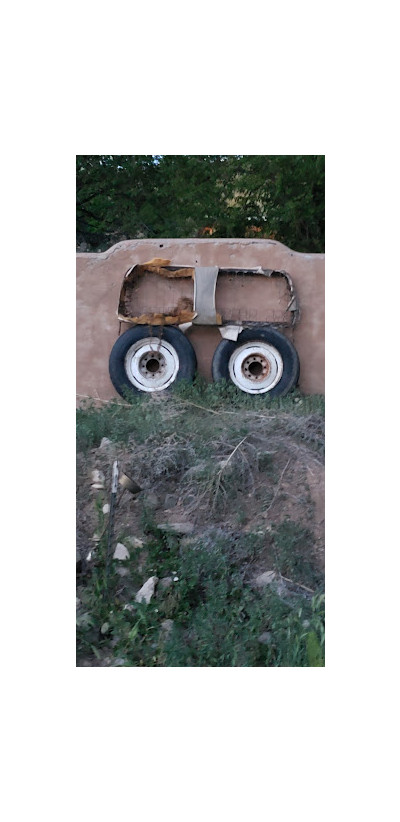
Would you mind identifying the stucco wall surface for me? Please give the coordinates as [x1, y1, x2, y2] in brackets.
[76, 239, 325, 401]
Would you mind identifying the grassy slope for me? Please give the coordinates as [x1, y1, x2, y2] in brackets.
[76, 380, 325, 667]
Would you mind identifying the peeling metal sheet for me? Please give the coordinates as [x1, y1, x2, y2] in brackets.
[193, 267, 221, 325]
[218, 325, 243, 341]
[116, 261, 300, 329]
[117, 261, 195, 325]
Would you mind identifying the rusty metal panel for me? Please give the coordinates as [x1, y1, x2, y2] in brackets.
[115, 257, 299, 329]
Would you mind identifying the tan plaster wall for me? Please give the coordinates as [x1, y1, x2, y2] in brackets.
[76, 239, 325, 401]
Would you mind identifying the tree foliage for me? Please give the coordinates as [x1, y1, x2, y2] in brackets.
[76, 155, 324, 253]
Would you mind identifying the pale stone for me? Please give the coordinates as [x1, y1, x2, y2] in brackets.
[125, 536, 144, 549]
[254, 570, 276, 587]
[102, 503, 110, 514]
[100, 438, 113, 448]
[135, 576, 158, 604]
[160, 619, 174, 639]
[164, 494, 178, 509]
[91, 470, 105, 488]
[113, 542, 130, 560]
[159, 577, 173, 591]
[258, 631, 272, 644]
[184, 462, 208, 479]
[142, 491, 161, 508]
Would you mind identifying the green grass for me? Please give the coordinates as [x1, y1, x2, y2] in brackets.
[77, 515, 324, 667]
[76, 378, 324, 452]
[271, 520, 322, 590]
[77, 382, 325, 667]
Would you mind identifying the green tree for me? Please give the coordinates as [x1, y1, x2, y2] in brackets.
[76, 154, 324, 252]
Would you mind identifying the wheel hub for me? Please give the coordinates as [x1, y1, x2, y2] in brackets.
[228, 341, 284, 394]
[124, 337, 179, 392]
[242, 353, 271, 381]
[139, 351, 166, 377]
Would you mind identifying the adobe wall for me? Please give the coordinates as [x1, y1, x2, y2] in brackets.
[76, 239, 325, 401]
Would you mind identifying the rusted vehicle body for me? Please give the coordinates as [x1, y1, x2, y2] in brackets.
[109, 258, 301, 398]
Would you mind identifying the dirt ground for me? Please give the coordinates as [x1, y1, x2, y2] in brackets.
[76, 407, 324, 580]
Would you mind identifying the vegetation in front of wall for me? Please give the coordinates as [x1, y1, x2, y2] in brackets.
[76, 378, 324, 452]
[77, 511, 325, 668]
[77, 387, 325, 667]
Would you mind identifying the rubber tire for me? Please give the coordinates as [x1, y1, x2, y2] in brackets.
[212, 326, 300, 397]
[109, 325, 197, 400]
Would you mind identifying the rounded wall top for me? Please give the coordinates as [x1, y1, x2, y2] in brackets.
[76, 237, 325, 261]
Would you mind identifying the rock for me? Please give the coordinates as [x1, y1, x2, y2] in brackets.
[101, 622, 110, 634]
[116, 567, 129, 577]
[102, 503, 110, 514]
[160, 619, 174, 639]
[184, 462, 208, 479]
[100, 437, 113, 448]
[91, 469, 105, 490]
[218, 458, 235, 476]
[76, 611, 93, 628]
[254, 570, 276, 587]
[164, 494, 178, 509]
[112, 658, 126, 666]
[135, 576, 158, 604]
[142, 491, 161, 509]
[258, 631, 272, 645]
[159, 576, 173, 591]
[113, 542, 130, 561]
[158, 521, 194, 535]
[125, 536, 144, 550]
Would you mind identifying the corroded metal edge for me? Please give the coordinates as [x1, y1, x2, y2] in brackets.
[116, 263, 300, 328]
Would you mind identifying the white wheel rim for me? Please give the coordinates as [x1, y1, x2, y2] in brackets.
[124, 337, 179, 392]
[228, 341, 284, 394]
